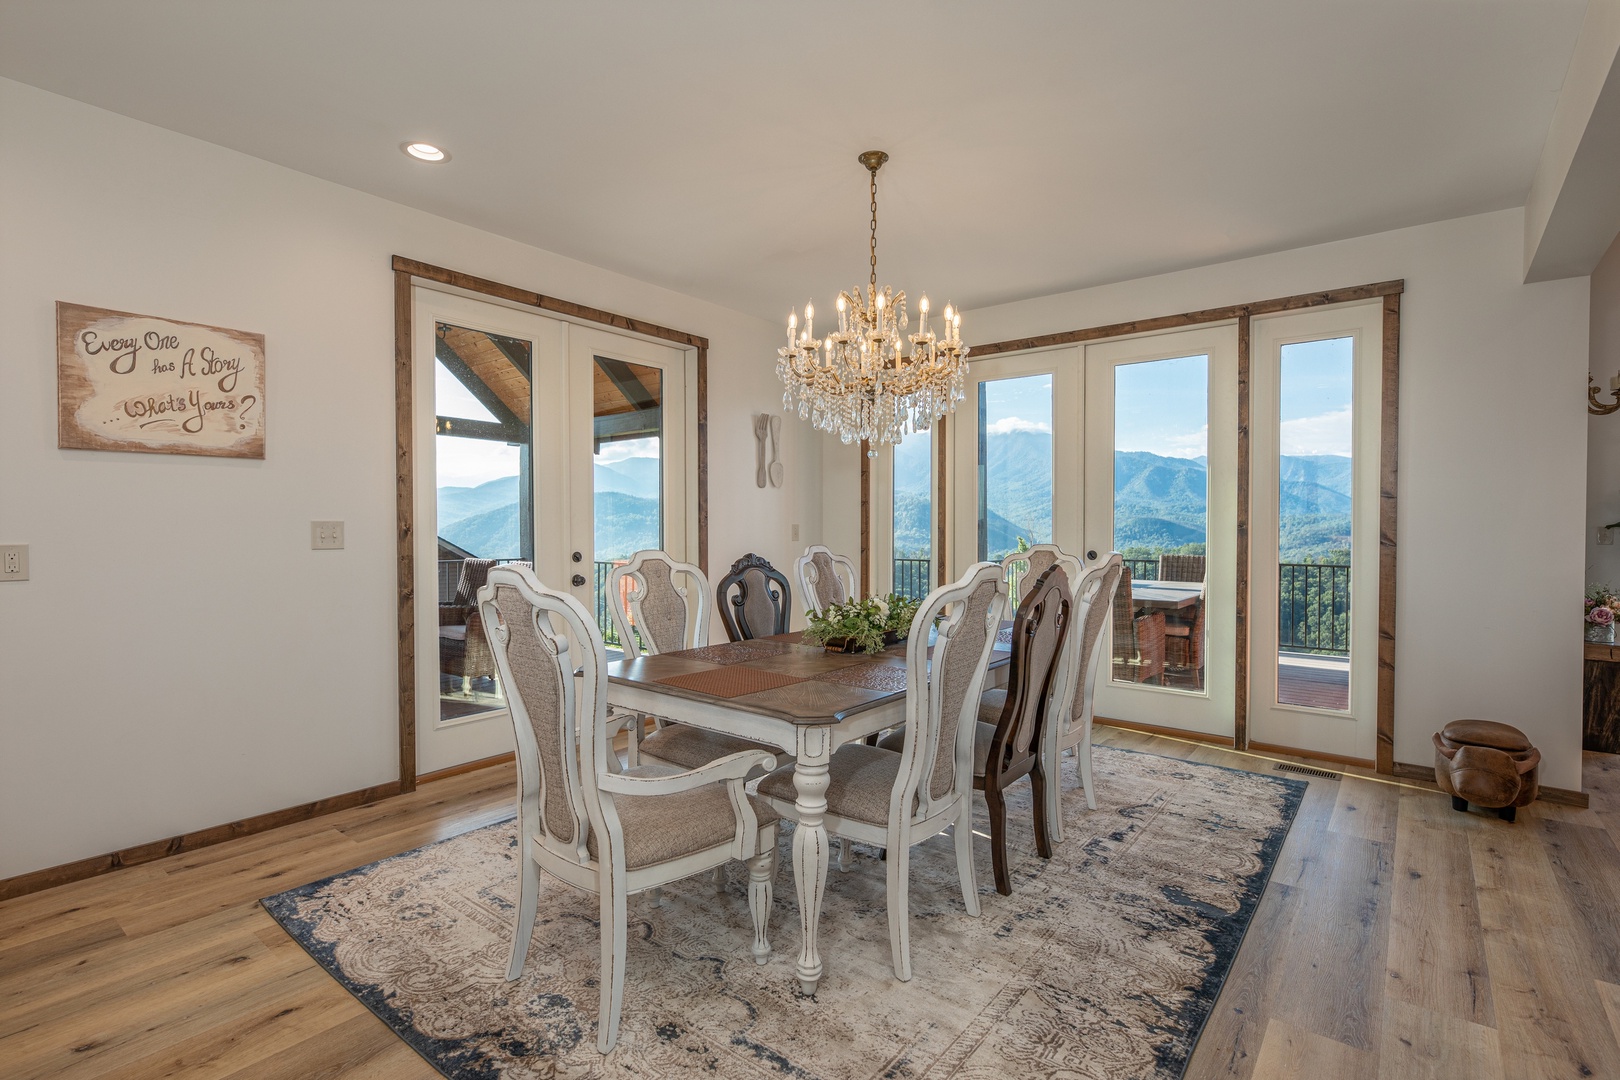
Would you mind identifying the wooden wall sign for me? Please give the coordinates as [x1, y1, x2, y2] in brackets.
[57, 302, 266, 458]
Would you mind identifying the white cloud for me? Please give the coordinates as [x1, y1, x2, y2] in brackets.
[595, 436, 660, 465]
[1117, 423, 1207, 459]
[1281, 406, 1352, 457]
[435, 436, 521, 490]
[985, 416, 1052, 435]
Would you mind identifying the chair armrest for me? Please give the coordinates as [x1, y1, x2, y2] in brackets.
[598, 749, 777, 796]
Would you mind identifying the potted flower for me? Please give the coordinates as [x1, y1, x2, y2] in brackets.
[803, 593, 923, 654]
[1587, 583, 1619, 644]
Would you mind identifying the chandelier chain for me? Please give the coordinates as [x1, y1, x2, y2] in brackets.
[869, 167, 878, 295]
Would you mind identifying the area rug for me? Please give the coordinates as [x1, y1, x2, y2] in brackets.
[262, 746, 1304, 1079]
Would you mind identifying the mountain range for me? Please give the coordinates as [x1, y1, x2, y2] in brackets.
[440, 439, 1353, 566]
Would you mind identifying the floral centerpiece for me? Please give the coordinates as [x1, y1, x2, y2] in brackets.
[1587, 583, 1619, 643]
[803, 593, 922, 654]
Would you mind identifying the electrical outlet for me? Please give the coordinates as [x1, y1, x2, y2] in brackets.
[792, 523, 800, 542]
[311, 521, 345, 550]
[0, 544, 27, 581]
[1601, 527, 1614, 546]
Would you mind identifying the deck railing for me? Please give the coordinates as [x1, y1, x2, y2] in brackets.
[1278, 562, 1350, 655]
[593, 561, 623, 646]
[892, 557, 932, 600]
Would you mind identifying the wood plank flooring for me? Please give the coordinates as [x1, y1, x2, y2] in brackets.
[2, 733, 1617, 1079]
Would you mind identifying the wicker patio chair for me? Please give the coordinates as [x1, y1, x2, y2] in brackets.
[1157, 553, 1206, 582]
[1112, 564, 1165, 685]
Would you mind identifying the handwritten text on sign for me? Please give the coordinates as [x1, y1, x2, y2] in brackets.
[57, 302, 266, 458]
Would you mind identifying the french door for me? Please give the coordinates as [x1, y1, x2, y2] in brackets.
[949, 327, 1237, 740]
[411, 288, 690, 774]
[1083, 327, 1238, 739]
[1248, 302, 1382, 761]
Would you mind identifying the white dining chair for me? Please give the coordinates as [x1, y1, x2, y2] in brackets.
[756, 562, 1007, 981]
[479, 565, 779, 1053]
[795, 545, 859, 615]
[607, 550, 778, 773]
[999, 543, 1082, 606]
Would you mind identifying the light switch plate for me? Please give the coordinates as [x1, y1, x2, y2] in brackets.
[1601, 527, 1615, 546]
[0, 544, 27, 581]
[311, 521, 345, 550]
[792, 523, 800, 542]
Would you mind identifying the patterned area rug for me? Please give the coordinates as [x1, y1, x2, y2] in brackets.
[262, 746, 1304, 1079]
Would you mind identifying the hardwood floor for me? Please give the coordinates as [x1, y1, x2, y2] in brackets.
[2, 732, 1617, 1079]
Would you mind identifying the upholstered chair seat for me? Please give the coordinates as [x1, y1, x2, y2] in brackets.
[586, 764, 781, 869]
[638, 726, 782, 773]
[758, 743, 910, 828]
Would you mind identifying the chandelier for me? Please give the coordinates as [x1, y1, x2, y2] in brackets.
[777, 150, 969, 451]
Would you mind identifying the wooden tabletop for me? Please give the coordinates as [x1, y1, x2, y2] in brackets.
[606, 630, 1012, 726]
[1131, 580, 1203, 610]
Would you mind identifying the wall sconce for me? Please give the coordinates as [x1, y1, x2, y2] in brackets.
[1591, 372, 1620, 415]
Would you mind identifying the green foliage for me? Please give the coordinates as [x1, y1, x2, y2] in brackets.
[803, 593, 922, 655]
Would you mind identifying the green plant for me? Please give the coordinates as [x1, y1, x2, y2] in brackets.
[803, 593, 922, 654]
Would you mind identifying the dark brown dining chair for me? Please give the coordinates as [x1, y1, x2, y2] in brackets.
[975, 563, 1071, 893]
[716, 553, 792, 641]
[879, 563, 1072, 894]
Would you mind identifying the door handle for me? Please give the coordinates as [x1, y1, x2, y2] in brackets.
[572, 551, 583, 563]
[571, 574, 587, 587]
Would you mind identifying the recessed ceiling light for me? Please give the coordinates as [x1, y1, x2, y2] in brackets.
[403, 142, 448, 162]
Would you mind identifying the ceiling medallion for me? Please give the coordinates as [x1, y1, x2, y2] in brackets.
[777, 151, 968, 453]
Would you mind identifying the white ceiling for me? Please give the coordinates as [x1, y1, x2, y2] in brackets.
[0, 1, 1590, 321]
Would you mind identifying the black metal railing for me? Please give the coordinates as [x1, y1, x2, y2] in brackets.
[1124, 557, 1158, 583]
[1279, 562, 1350, 654]
[594, 561, 623, 646]
[893, 557, 932, 600]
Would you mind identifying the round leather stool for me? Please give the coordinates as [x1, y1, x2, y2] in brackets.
[1432, 719, 1540, 822]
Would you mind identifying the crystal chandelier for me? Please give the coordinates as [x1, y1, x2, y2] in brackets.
[777, 150, 969, 451]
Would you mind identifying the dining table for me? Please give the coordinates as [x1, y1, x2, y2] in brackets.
[1131, 579, 1203, 611]
[605, 628, 1011, 995]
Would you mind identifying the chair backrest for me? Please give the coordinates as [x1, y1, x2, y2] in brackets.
[1066, 553, 1124, 733]
[1111, 562, 1137, 661]
[1158, 553, 1206, 583]
[479, 565, 608, 868]
[607, 550, 709, 659]
[890, 563, 1007, 822]
[451, 558, 499, 607]
[985, 564, 1073, 775]
[1000, 544, 1082, 605]
[796, 545, 858, 615]
[716, 553, 792, 641]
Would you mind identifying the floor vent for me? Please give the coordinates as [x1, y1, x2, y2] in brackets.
[1274, 762, 1341, 781]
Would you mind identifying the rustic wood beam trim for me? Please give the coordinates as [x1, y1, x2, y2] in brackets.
[1095, 716, 1237, 747]
[395, 269, 418, 794]
[860, 441, 872, 597]
[697, 344, 709, 575]
[967, 280, 1406, 359]
[436, 416, 528, 442]
[391, 256, 709, 350]
[1376, 293, 1401, 775]
[1391, 761, 1588, 808]
[419, 752, 516, 784]
[1234, 314, 1252, 751]
[596, 355, 660, 410]
[0, 779, 403, 901]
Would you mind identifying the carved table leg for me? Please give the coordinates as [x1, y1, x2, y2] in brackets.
[792, 726, 832, 995]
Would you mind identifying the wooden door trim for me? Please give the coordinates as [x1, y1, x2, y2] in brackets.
[914, 279, 1402, 771]
[393, 257, 711, 793]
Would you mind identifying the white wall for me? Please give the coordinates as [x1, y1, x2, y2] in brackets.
[826, 209, 1587, 789]
[1588, 233, 1620, 586]
[0, 79, 816, 880]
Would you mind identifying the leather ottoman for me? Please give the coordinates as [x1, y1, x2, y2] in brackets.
[1432, 719, 1540, 822]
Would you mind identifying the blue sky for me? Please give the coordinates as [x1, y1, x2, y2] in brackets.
[978, 337, 1354, 459]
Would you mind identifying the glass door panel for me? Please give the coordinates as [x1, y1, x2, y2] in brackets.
[872, 426, 934, 600]
[977, 374, 1054, 564]
[590, 356, 664, 648]
[433, 322, 534, 724]
[1110, 353, 1209, 692]
[1085, 325, 1237, 740]
[1250, 304, 1381, 761]
[568, 325, 689, 649]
